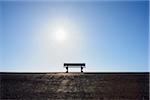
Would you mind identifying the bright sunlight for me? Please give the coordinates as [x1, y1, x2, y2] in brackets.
[54, 28, 67, 42]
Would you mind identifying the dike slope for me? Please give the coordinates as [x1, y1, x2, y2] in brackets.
[0, 72, 149, 100]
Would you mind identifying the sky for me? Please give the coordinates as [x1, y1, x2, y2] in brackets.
[0, 1, 149, 72]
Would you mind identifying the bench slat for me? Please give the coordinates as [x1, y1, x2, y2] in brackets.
[64, 63, 85, 66]
[63, 66, 86, 68]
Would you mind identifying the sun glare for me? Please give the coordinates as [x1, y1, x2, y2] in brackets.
[54, 28, 67, 42]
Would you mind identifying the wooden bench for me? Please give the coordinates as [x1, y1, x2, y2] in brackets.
[64, 63, 86, 73]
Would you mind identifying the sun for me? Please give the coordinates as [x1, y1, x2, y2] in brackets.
[54, 28, 67, 42]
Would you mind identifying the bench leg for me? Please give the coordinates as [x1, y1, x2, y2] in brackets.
[81, 67, 83, 73]
[66, 67, 68, 73]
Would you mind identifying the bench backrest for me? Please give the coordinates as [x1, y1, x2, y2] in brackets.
[64, 63, 85, 67]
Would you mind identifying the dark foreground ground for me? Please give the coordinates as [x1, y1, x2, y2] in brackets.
[0, 72, 149, 100]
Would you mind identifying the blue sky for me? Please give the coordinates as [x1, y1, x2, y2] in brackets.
[0, 1, 149, 72]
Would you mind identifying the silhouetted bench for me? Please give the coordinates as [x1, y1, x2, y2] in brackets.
[64, 63, 86, 73]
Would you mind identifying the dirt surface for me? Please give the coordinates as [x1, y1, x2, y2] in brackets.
[0, 72, 149, 100]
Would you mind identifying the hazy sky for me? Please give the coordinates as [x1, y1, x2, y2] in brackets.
[0, 1, 149, 72]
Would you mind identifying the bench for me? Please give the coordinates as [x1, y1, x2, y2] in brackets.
[64, 63, 86, 73]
